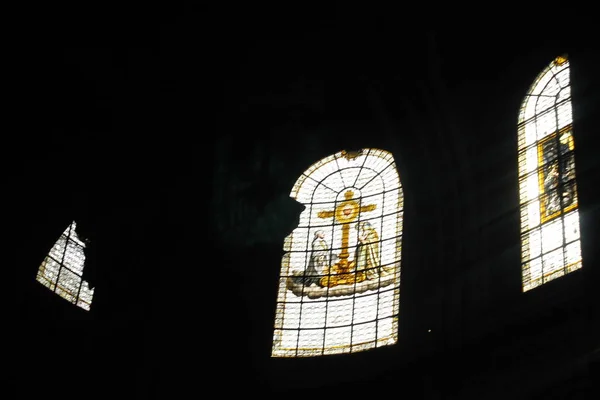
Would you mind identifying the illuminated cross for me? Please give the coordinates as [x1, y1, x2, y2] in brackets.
[317, 189, 376, 286]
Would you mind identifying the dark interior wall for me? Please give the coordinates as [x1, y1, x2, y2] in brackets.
[207, 28, 599, 396]
[7, 7, 598, 399]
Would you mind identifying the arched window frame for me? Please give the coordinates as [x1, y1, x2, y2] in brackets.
[272, 148, 403, 357]
[517, 55, 582, 292]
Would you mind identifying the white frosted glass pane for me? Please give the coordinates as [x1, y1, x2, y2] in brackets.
[313, 186, 338, 204]
[320, 171, 347, 194]
[325, 298, 354, 327]
[529, 257, 543, 279]
[528, 228, 542, 260]
[353, 321, 377, 344]
[541, 218, 564, 254]
[381, 238, 399, 265]
[362, 153, 388, 173]
[277, 330, 299, 350]
[379, 169, 400, 191]
[361, 176, 385, 197]
[57, 267, 81, 300]
[557, 101, 573, 130]
[377, 317, 395, 338]
[63, 242, 86, 275]
[381, 214, 400, 239]
[536, 109, 557, 140]
[77, 282, 94, 310]
[540, 74, 561, 96]
[523, 120, 537, 148]
[49, 236, 67, 262]
[555, 68, 570, 88]
[521, 145, 539, 176]
[282, 303, 301, 329]
[354, 168, 377, 190]
[378, 294, 394, 318]
[38, 257, 61, 285]
[289, 251, 310, 274]
[353, 294, 378, 324]
[383, 191, 401, 211]
[564, 211, 580, 243]
[300, 301, 327, 328]
[526, 200, 541, 230]
[557, 86, 571, 103]
[564, 240, 581, 266]
[290, 227, 312, 251]
[520, 172, 540, 203]
[535, 96, 556, 117]
[289, 227, 310, 249]
[542, 247, 564, 275]
[524, 97, 537, 121]
[339, 167, 361, 189]
[324, 326, 351, 348]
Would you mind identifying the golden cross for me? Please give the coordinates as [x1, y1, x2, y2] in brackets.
[317, 190, 376, 285]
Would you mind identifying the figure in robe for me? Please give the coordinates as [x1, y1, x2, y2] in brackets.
[542, 131, 577, 216]
[543, 163, 561, 215]
[354, 221, 385, 280]
[293, 230, 328, 287]
[558, 132, 576, 208]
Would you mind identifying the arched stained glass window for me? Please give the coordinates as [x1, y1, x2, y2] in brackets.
[272, 148, 403, 357]
[36, 221, 95, 310]
[518, 55, 582, 292]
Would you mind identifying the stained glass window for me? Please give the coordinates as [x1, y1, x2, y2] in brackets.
[518, 55, 582, 292]
[36, 221, 95, 310]
[272, 148, 403, 357]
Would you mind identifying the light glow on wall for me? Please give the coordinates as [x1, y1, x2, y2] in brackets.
[272, 148, 403, 357]
[518, 55, 582, 292]
[36, 221, 95, 310]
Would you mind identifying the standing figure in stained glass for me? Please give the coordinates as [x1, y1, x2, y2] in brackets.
[354, 221, 382, 280]
[542, 131, 576, 217]
[293, 230, 328, 287]
[558, 132, 577, 208]
[543, 163, 560, 215]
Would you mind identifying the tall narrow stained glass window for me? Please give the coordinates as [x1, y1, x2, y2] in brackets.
[36, 221, 95, 310]
[518, 55, 582, 292]
[272, 148, 403, 357]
